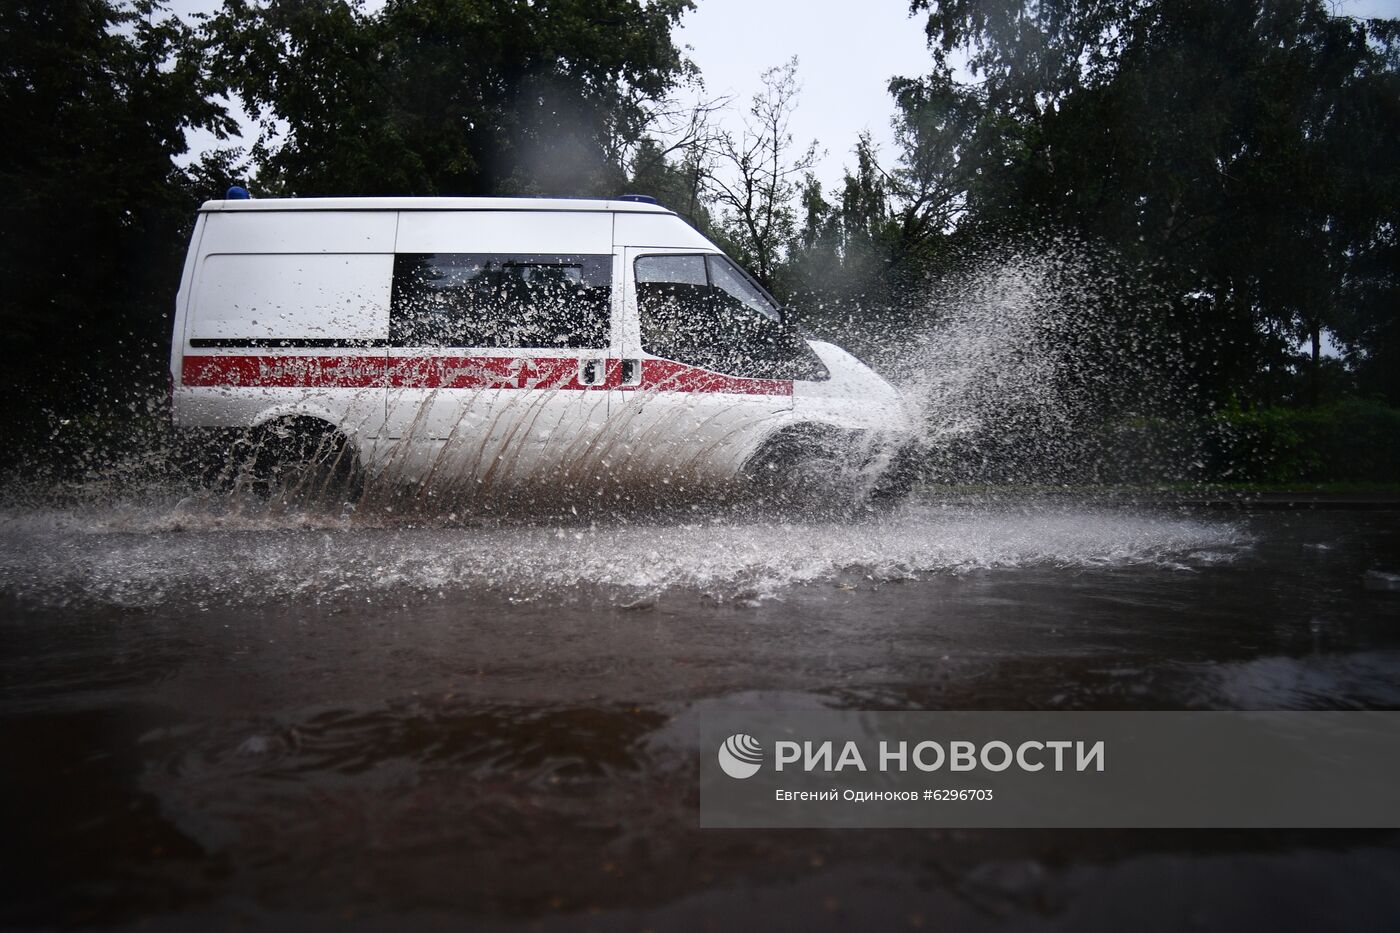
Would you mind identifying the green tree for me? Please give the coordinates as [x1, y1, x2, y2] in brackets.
[782, 135, 900, 304]
[908, 0, 1400, 407]
[202, 0, 694, 197]
[0, 0, 234, 441]
[622, 94, 728, 230]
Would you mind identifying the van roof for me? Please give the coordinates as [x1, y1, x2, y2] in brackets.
[197, 196, 674, 214]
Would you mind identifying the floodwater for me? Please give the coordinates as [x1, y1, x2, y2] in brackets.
[3, 494, 1399, 931]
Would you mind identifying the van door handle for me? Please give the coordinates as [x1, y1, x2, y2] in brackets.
[620, 358, 641, 386]
[579, 358, 604, 387]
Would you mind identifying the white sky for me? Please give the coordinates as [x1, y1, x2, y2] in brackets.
[169, 0, 1400, 191]
[673, 0, 933, 190]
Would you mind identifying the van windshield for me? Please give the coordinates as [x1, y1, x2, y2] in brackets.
[635, 254, 827, 381]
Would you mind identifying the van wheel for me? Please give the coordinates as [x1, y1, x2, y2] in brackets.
[745, 426, 920, 510]
[243, 418, 364, 506]
[867, 443, 923, 507]
[742, 425, 862, 507]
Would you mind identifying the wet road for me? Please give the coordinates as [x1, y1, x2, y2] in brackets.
[2, 496, 1399, 930]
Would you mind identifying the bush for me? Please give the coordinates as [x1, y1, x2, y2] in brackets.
[1199, 401, 1400, 484]
[1110, 400, 1400, 485]
[938, 401, 1400, 487]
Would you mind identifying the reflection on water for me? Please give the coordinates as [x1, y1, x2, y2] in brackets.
[2, 498, 1399, 929]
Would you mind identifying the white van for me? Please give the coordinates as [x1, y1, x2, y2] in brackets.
[169, 194, 914, 501]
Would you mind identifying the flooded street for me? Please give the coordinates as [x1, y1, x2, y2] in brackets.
[7, 0, 1398, 925]
[3, 496, 1400, 930]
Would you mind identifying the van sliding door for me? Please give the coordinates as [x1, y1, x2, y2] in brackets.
[383, 210, 616, 488]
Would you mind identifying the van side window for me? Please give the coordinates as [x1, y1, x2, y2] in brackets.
[635, 254, 829, 381]
[391, 253, 611, 349]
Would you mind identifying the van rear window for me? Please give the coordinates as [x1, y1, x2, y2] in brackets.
[391, 253, 611, 349]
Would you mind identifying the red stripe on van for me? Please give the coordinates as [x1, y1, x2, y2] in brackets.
[180, 354, 793, 396]
[387, 355, 589, 390]
[639, 359, 792, 397]
[181, 354, 385, 388]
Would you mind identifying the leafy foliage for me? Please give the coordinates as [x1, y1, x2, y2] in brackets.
[894, 0, 1400, 408]
[1, 0, 1396, 477]
[0, 0, 235, 437]
[201, 0, 695, 196]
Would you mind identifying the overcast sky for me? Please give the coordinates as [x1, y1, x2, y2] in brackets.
[673, 0, 933, 190]
[679, 0, 1400, 188]
[169, 0, 1400, 191]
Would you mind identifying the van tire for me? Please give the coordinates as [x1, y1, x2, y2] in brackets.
[868, 443, 922, 506]
[243, 418, 364, 506]
[744, 426, 922, 511]
[742, 425, 867, 508]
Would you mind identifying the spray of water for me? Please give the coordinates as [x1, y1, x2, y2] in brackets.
[0, 241, 1243, 608]
[866, 238, 1181, 486]
[0, 500, 1245, 610]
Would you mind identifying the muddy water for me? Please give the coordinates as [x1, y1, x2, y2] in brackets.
[3, 496, 1399, 930]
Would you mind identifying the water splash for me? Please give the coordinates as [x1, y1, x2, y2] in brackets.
[852, 239, 1181, 485]
[7, 238, 1191, 519]
[0, 238, 1235, 615]
[0, 499, 1247, 610]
